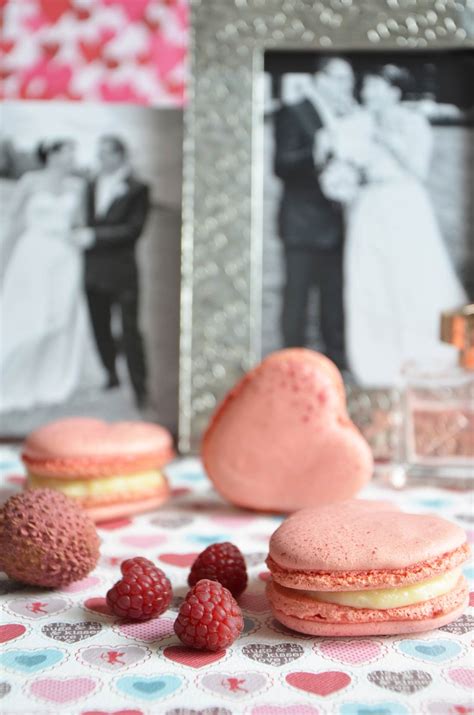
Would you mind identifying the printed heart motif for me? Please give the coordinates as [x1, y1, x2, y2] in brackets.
[470, 592, 474, 607]
[151, 514, 194, 529]
[199, 672, 269, 700]
[120, 534, 167, 548]
[163, 646, 226, 668]
[116, 675, 182, 701]
[367, 670, 432, 694]
[187, 534, 229, 546]
[0, 682, 11, 699]
[202, 349, 373, 511]
[252, 707, 319, 715]
[42, 622, 102, 643]
[84, 597, 113, 616]
[243, 617, 259, 635]
[0, 624, 26, 644]
[29, 677, 97, 703]
[7, 597, 69, 619]
[97, 517, 132, 530]
[339, 703, 409, 715]
[396, 639, 461, 663]
[440, 614, 474, 635]
[242, 643, 304, 666]
[61, 576, 101, 593]
[80, 645, 149, 671]
[455, 513, 474, 523]
[210, 515, 256, 528]
[286, 671, 351, 697]
[82, 710, 144, 715]
[446, 668, 474, 690]
[317, 640, 382, 666]
[239, 592, 270, 613]
[159, 553, 199, 567]
[0, 648, 64, 673]
[166, 709, 232, 715]
[426, 702, 474, 715]
[116, 618, 174, 642]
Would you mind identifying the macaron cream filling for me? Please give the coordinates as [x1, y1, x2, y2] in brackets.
[303, 568, 460, 610]
[27, 470, 165, 499]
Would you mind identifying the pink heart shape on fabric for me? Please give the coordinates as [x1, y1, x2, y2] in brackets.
[120, 534, 167, 548]
[61, 576, 100, 594]
[317, 640, 382, 665]
[163, 645, 226, 668]
[29, 677, 97, 703]
[286, 671, 351, 697]
[252, 707, 319, 715]
[447, 668, 474, 690]
[117, 618, 174, 642]
[159, 553, 199, 568]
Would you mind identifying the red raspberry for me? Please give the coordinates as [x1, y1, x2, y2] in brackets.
[174, 579, 243, 651]
[106, 557, 172, 621]
[188, 542, 248, 598]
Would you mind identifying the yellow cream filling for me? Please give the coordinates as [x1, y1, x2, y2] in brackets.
[27, 470, 164, 498]
[305, 569, 460, 610]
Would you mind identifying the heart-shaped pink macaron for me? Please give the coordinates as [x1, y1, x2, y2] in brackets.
[202, 349, 373, 512]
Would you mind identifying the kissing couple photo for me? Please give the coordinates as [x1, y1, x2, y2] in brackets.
[0, 102, 183, 436]
[263, 52, 473, 386]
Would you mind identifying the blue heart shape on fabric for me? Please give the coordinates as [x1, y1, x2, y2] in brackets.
[187, 534, 229, 546]
[0, 649, 64, 673]
[415, 498, 452, 509]
[178, 471, 206, 482]
[116, 675, 182, 701]
[397, 639, 461, 663]
[463, 566, 474, 580]
[340, 703, 409, 715]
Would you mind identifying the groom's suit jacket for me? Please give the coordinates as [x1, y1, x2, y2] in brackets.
[274, 98, 343, 252]
[85, 175, 150, 293]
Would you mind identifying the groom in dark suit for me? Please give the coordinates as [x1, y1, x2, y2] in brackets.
[274, 57, 354, 370]
[84, 136, 150, 408]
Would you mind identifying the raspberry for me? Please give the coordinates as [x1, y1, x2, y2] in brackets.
[106, 557, 172, 621]
[188, 542, 248, 598]
[174, 579, 243, 651]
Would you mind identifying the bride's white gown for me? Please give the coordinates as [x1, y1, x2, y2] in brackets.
[344, 107, 467, 386]
[0, 187, 104, 411]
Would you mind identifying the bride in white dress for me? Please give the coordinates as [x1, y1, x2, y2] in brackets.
[0, 140, 104, 411]
[343, 66, 467, 386]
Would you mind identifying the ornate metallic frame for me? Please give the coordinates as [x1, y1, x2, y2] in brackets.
[179, 0, 473, 452]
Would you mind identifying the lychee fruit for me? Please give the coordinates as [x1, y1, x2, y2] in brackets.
[0, 489, 100, 587]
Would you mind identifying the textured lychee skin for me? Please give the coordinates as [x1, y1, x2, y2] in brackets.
[0, 488, 100, 587]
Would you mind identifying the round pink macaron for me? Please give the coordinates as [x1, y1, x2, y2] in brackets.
[266, 500, 470, 636]
[22, 418, 175, 521]
[202, 349, 373, 512]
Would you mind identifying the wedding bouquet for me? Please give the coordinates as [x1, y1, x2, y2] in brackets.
[319, 157, 361, 204]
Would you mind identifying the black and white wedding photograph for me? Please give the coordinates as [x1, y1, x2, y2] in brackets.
[262, 50, 474, 387]
[0, 102, 183, 436]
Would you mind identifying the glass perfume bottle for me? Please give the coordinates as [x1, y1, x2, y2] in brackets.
[401, 304, 474, 488]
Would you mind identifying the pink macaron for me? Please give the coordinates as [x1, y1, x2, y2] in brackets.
[266, 500, 470, 636]
[202, 349, 373, 512]
[22, 418, 175, 522]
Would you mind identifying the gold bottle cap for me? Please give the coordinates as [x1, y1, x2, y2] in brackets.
[440, 304, 474, 370]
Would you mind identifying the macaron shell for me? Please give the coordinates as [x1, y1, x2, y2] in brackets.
[270, 600, 468, 637]
[86, 490, 171, 523]
[268, 500, 468, 575]
[23, 418, 173, 459]
[202, 349, 373, 512]
[22, 418, 175, 477]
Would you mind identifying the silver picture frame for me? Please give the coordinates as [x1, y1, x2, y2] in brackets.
[179, 0, 473, 452]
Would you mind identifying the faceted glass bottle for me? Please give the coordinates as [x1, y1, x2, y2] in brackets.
[401, 305, 474, 488]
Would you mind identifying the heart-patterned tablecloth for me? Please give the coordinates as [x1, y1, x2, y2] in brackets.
[0, 448, 472, 714]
